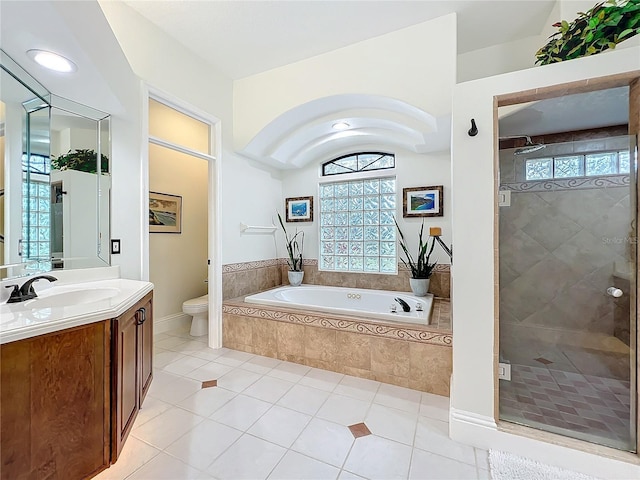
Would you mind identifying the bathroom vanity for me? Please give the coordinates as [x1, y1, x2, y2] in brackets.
[0, 274, 153, 480]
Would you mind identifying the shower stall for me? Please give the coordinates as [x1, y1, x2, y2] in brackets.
[497, 90, 638, 452]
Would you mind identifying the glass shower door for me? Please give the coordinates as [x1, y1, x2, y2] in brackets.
[498, 134, 637, 452]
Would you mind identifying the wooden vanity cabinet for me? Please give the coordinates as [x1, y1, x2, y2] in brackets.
[0, 291, 153, 479]
[111, 292, 153, 461]
[0, 321, 111, 480]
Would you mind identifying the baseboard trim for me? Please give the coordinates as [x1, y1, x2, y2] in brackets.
[155, 312, 191, 335]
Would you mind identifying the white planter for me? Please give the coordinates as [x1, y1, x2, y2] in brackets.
[409, 277, 430, 297]
[288, 270, 304, 286]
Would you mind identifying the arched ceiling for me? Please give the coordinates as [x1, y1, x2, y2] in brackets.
[238, 94, 451, 169]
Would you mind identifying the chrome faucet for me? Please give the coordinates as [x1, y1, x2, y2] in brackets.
[5, 275, 58, 303]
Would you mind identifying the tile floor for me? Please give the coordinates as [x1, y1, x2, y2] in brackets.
[96, 326, 491, 479]
[500, 363, 633, 451]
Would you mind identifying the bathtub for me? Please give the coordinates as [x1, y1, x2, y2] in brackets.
[244, 285, 433, 325]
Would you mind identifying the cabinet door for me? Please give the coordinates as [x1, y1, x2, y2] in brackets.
[138, 299, 153, 404]
[1, 322, 110, 480]
[112, 307, 138, 460]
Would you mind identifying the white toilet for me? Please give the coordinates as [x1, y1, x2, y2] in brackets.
[183, 294, 208, 336]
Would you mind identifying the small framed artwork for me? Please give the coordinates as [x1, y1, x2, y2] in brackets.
[403, 185, 444, 217]
[285, 196, 313, 222]
[149, 191, 182, 233]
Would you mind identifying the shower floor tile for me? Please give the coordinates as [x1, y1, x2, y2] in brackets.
[500, 364, 633, 450]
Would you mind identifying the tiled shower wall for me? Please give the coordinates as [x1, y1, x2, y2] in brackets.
[498, 136, 633, 354]
[222, 260, 451, 300]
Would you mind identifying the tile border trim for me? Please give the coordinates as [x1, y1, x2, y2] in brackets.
[222, 302, 452, 347]
[500, 174, 629, 193]
[222, 259, 451, 274]
[222, 259, 281, 273]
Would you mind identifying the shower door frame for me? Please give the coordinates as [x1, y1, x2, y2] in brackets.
[493, 71, 640, 459]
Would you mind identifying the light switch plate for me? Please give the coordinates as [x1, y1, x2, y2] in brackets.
[110, 239, 121, 255]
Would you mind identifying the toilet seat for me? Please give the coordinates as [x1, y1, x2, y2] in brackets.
[183, 294, 208, 314]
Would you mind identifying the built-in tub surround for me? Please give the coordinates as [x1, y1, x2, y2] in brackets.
[280, 261, 451, 297]
[223, 295, 451, 395]
[222, 259, 451, 300]
[245, 285, 433, 325]
[222, 259, 282, 299]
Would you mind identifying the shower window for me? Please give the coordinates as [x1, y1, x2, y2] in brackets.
[318, 176, 396, 273]
[525, 158, 553, 180]
[525, 150, 630, 181]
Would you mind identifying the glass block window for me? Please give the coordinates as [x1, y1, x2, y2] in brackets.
[585, 152, 617, 176]
[618, 150, 630, 173]
[525, 150, 633, 181]
[322, 152, 395, 176]
[22, 153, 50, 175]
[554, 156, 583, 178]
[319, 176, 396, 273]
[525, 158, 552, 180]
[22, 178, 50, 261]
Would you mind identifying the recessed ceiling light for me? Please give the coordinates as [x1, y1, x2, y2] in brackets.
[27, 49, 77, 73]
[332, 122, 350, 131]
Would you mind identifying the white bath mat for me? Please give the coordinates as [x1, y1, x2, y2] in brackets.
[489, 450, 600, 480]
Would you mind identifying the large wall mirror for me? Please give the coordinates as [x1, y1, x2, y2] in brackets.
[1, 50, 111, 279]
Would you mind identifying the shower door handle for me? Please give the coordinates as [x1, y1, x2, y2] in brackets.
[607, 287, 623, 298]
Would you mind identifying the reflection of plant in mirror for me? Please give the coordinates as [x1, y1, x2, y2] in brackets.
[536, 0, 640, 65]
[51, 149, 109, 174]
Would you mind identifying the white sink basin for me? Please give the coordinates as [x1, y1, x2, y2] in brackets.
[24, 288, 120, 310]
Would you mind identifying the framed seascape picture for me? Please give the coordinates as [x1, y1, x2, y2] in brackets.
[149, 191, 182, 233]
[285, 196, 313, 222]
[403, 185, 444, 217]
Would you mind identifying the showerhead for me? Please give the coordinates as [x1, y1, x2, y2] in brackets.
[513, 136, 545, 156]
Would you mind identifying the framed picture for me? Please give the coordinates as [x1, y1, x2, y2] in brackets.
[149, 191, 182, 233]
[403, 185, 444, 217]
[285, 196, 313, 222]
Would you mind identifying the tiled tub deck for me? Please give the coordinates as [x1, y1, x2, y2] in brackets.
[222, 297, 452, 396]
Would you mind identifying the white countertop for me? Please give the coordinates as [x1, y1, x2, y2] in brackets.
[0, 277, 153, 345]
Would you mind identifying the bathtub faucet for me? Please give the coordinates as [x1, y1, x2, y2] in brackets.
[394, 297, 411, 312]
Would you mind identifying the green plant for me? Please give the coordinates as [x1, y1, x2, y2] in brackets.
[51, 149, 109, 174]
[394, 218, 437, 279]
[536, 0, 640, 65]
[277, 212, 304, 271]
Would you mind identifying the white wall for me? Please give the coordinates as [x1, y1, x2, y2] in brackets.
[233, 14, 457, 265]
[99, 1, 283, 267]
[450, 46, 640, 477]
[233, 14, 457, 151]
[149, 145, 208, 319]
[458, 0, 640, 83]
[281, 148, 452, 266]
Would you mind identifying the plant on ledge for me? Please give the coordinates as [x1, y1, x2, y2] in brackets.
[277, 212, 304, 272]
[51, 149, 110, 174]
[535, 0, 640, 65]
[394, 218, 437, 279]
